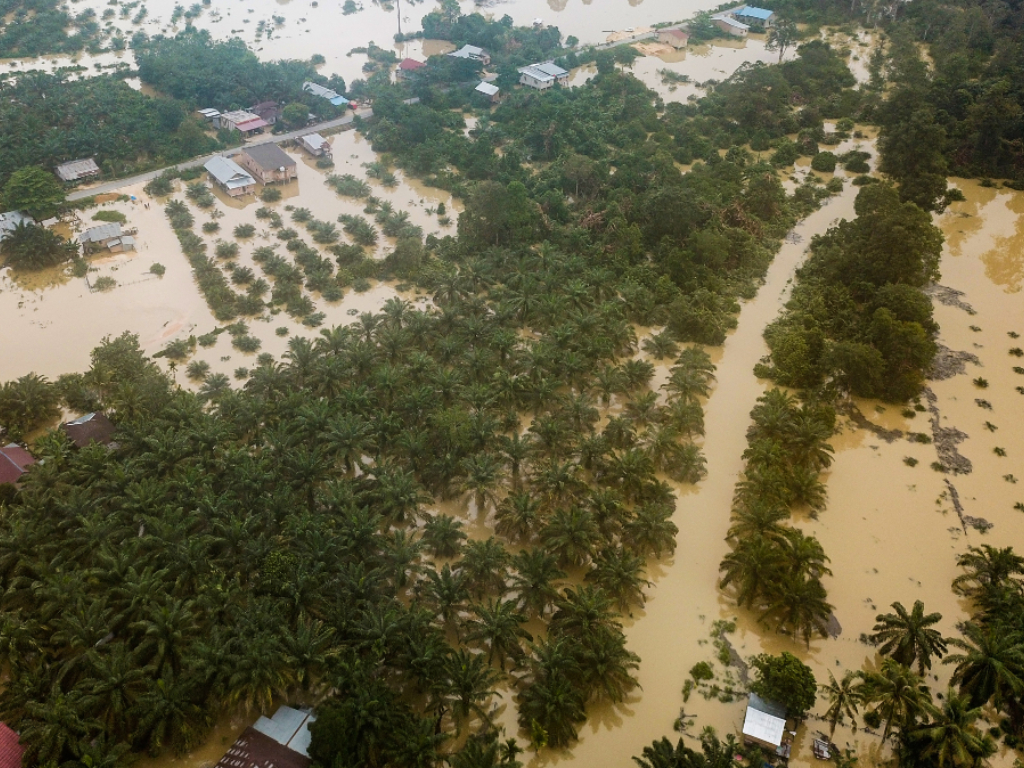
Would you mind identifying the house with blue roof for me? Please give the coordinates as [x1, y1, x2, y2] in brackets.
[732, 6, 775, 27]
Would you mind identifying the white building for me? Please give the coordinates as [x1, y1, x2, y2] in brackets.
[518, 61, 569, 90]
[447, 44, 491, 65]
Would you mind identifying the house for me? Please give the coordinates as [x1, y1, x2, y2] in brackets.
[220, 110, 270, 136]
[204, 156, 257, 197]
[214, 707, 316, 768]
[78, 222, 125, 251]
[447, 44, 491, 66]
[0, 444, 35, 486]
[106, 236, 136, 253]
[303, 81, 349, 107]
[61, 412, 116, 448]
[713, 15, 749, 36]
[474, 81, 500, 103]
[732, 5, 775, 27]
[56, 158, 100, 182]
[0, 722, 26, 768]
[0, 210, 32, 242]
[238, 144, 298, 185]
[742, 694, 793, 760]
[299, 133, 331, 157]
[397, 58, 426, 79]
[657, 27, 690, 48]
[250, 101, 281, 125]
[197, 108, 222, 124]
[518, 61, 569, 90]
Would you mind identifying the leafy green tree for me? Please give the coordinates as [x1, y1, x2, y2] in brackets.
[0, 372, 61, 440]
[2, 166, 65, 219]
[749, 652, 817, 716]
[281, 102, 309, 129]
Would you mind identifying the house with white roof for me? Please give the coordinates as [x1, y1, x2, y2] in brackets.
[518, 61, 569, 90]
[713, 14, 750, 36]
[299, 133, 332, 157]
[475, 81, 500, 103]
[742, 694, 793, 760]
[204, 156, 257, 197]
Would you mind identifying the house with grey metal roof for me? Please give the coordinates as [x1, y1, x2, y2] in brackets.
[448, 44, 491, 65]
[475, 81, 501, 103]
[712, 14, 750, 35]
[298, 133, 331, 157]
[518, 61, 569, 90]
[56, 158, 100, 182]
[0, 211, 33, 242]
[78, 222, 122, 246]
[238, 144, 297, 185]
[204, 156, 257, 197]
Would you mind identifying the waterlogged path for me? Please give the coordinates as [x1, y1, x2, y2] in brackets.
[540, 179, 864, 768]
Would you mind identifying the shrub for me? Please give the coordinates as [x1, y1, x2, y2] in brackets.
[811, 152, 837, 173]
[259, 186, 282, 202]
[92, 276, 117, 291]
[92, 210, 127, 223]
[150, 263, 166, 276]
[690, 662, 714, 681]
[276, 326, 289, 336]
[202, 221, 221, 233]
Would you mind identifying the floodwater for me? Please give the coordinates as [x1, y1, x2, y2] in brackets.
[4, 0, 1024, 763]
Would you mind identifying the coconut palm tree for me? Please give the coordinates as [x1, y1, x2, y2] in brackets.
[943, 622, 1024, 710]
[465, 598, 533, 671]
[902, 688, 996, 768]
[870, 600, 948, 674]
[820, 670, 865, 739]
[861, 657, 937, 740]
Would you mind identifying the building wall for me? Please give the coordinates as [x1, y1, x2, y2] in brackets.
[520, 74, 554, 90]
[714, 18, 748, 36]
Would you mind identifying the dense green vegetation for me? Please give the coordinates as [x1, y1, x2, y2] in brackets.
[0, 221, 77, 272]
[0, 72, 218, 191]
[775, 0, 1024, 187]
[136, 30, 345, 115]
[0, 0, 103, 57]
[757, 183, 943, 402]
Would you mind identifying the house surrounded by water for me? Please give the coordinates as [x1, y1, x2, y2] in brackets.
[204, 156, 257, 197]
[238, 144, 298, 185]
[518, 61, 569, 90]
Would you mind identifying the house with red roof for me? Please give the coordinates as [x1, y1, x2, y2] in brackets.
[0, 444, 34, 486]
[0, 722, 26, 768]
[397, 58, 427, 79]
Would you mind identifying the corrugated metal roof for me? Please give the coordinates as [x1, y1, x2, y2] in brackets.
[476, 82, 500, 96]
[204, 157, 256, 190]
[78, 222, 122, 243]
[533, 61, 567, 77]
[742, 696, 786, 747]
[0, 210, 32, 239]
[738, 6, 774, 19]
[243, 144, 296, 171]
[56, 158, 100, 181]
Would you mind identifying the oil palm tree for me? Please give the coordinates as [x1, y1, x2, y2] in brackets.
[465, 598, 533, 671]
[719, 536, 783, 609]
[541, 507, 599, 568]
[224, 631, 295, 714]
[495, 492, 541, 544]
[511, 549, 566, 619]
[422, 514, 467, 559]
[758, 571, 833, 647]
[623, 502, 679, 559]
[19, 690, 98, 767]
[952, 545, 1024, 601]
[460, 537, 511, 599]
[820, 670, 865, 739]
[586, 547, 652, 612]
[460, 452, 505, 515]
[442, 649, 502, 733]
[870, 600, 948, 674]
[550, 585, 620, 640]
[516, 663, 586, 749]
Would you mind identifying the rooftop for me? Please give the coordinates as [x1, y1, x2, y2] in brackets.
[243, 144, 297, 171]
[0, 210, 32, 240]
[62, 412, 116, 448]
[303, 81, 349, 105]
[253, 706, 316, 756]
[448, 44, 488, 60]
[518, 61, 569, 82]
[742, 693, 787, 747]
[78, 222, 122, 243]
[204, 156, 256, 190]
[475, 82, 500, 96]
[737, 5, 774, 19]
[714, 15, 751, 28]
[55, 158, 100, 181]
[301, 133, 329, 147]
[399, 58, 426, 70]
[662, 27, 689, 39]
[214, 727, 310, 768]
[0, 723, 25, 768]
[0, 444, 35, 485]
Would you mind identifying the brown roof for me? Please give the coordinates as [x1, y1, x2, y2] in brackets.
[215, 727, 311, 768]
[242, 144, 297, 172]
[662, 28, 689, 39]
[0, 444, 34, 485]
[0, 723, 25, 768]
[61, 413, 116, 448]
